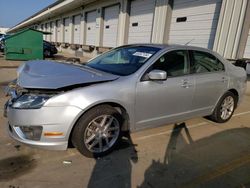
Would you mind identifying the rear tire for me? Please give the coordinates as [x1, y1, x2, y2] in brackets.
[71, 105, 123, 158]
[209, 91, 237, 123]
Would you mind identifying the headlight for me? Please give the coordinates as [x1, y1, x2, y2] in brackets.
[12, 94, 51, 109]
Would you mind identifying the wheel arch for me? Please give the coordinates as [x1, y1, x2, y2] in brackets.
[68, 102, 130, 148]
[211, 89, 239, 115]
[228, 88, 239, 106]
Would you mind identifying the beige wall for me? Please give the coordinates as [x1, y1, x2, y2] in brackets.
[237, 1, 250, 59]
[213, 0, 249, 59]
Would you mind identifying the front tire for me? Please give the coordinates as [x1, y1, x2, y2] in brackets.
[71, 105, 122, 158]
[209, 91, 237, 123]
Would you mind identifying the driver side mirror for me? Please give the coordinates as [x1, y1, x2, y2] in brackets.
[148, 70, 167, 81]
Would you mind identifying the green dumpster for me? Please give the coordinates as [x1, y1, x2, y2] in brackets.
[5, 28, 50, 60]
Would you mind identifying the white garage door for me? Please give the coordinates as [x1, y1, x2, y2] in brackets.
[169, 0, 222, 49]
[243, 29, 250, 58]
[128, 0, 155, 44]
[73, 15, 81, 44]
[42, 24, 46, 40]
[51, 22, 56, 42]
[45, 23, 50, 41]
[103, 5, 120, 47]
[64, 18, 70, 43]
[56, 20, 62, 42]
[48, 23, 52, 42]
[86, 10, 97, 46]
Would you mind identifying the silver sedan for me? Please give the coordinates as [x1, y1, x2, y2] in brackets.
[4, 44, 247, 157]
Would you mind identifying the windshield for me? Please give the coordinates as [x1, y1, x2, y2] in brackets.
[86, 46, 160, 76]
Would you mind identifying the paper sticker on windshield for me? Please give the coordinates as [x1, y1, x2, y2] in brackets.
[133, 52, 153, 58]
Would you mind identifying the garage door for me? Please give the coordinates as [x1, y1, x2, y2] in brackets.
[41, 24, 46, 40]
[51, 22, 56, 42]
[103, 5, 120, 47]
[48, 23, 52, 42]
[128, 0, 155, 44]
[45, 23, 50, 41]
[86, 10, 97, 46]
[56, 20, 62, 42]
[73, 15, 81, 44]
[169, 0, 222, 49]
[64, 18, 70, 43]
[243, 29, 250, 58]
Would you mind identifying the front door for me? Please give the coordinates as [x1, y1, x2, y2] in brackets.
[135, 50, 195, 129]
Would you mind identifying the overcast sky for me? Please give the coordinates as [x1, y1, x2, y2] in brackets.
[0, 0, 56, 28]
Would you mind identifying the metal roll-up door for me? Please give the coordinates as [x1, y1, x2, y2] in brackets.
[56, 20, 62, 42]
[86, 10, 97, 46]
[243, 29, 250, 58]
[51, 21, 56, 42]
[45, 23, 49, 41]
[73, 15, 81, 44]
[41, 24, 45, 40]
[48, 23, 52, 42]
[169, 0, 222, 49]
[128, 0, 155, 44]
[64, 18, 70, 43]
[103, 5, 120, 47]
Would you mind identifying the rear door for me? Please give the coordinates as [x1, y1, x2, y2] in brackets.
[189, 50, 228, 114]
[135, 50, 195, 129]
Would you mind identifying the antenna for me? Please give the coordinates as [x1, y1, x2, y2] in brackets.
[185, 39, 195, 45]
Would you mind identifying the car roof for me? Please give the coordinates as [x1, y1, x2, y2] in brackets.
[125, 43, 213, 52]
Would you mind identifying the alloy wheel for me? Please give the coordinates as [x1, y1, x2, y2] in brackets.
[220, 96, 235, 120]
[84, 115, 120, 153]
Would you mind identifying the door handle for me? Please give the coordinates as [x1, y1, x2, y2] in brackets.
[221, 77, 228, 83]
[181, 79, 192, 88]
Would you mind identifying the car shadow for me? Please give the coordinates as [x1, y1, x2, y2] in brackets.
[138, 123, 250, 188]
[87, 132, 138, 188]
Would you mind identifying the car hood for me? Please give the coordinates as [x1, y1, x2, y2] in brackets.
[17, 60, 119, 89]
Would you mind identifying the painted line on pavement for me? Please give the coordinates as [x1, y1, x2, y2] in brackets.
[233, 110, 250, 117]
[135, 110, 250, 141]
[135, 122, 207, 141]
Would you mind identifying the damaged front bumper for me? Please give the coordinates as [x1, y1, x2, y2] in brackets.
[6, 103, 82, 150]
[4, 83, 82, 150]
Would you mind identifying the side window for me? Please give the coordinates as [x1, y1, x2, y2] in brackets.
[152, 50, 189, 77]
[191, 51, 224, 73]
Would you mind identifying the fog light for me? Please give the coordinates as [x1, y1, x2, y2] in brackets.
[18, 126, 43, 141]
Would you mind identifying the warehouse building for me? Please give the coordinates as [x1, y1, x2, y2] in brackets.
[8, 0, 250, 59]
[0, 27, 9, 34]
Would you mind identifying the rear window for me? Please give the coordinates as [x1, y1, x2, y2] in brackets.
[191, 51, 224, 73]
